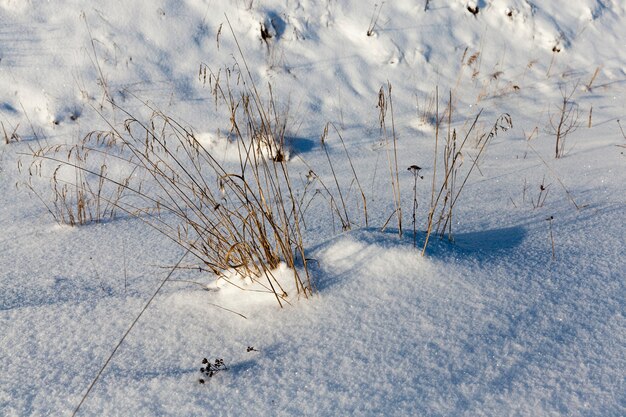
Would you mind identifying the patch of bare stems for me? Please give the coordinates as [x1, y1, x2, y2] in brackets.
[22, 80, 513, 302]
[22, 37, 515, 306]
[548, 83, 580, 159]
[25, 60, 314, 306]
[421, 89, 512, 253]
[22, 131, 138, 226]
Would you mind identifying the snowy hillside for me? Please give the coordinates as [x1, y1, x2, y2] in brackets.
[1, 1, 624, 416]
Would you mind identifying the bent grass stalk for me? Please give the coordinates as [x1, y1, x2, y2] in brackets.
[378, 82, 402, 237]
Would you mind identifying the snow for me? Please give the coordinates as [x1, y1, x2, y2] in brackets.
[1, 0, 625, 416]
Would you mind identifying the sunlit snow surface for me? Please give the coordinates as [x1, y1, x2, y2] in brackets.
[1, 0, 624, 416]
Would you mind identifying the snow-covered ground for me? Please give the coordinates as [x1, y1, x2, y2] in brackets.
[1, 1, 624, 416]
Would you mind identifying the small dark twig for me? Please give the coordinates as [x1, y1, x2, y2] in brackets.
[467, 4, 479, 16]
[548, 83, 580, 158]
[408, 165, 423, 247]
[366, 2, 384, 36]
[617, 120, 626, 141]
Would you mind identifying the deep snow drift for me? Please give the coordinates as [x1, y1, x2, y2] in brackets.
[1, 1, 624, 416]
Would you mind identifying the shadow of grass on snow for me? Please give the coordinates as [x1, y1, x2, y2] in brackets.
[307, 225, 526, 292]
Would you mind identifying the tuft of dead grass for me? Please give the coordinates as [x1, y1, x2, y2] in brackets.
[21, 131, 139, 226]
[422, 89, 513, 253]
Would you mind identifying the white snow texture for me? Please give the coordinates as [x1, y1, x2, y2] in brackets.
[1, 1, 624, 416]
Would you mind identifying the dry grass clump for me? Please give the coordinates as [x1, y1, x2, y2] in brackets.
[20, 19, 323, 307]
[422, 89, 513, 253]
[23, 69, 312, 305]
[21, 27, 518, 303]
[21, 77, 515, 296]
[116, 82, 312, 304]
[22, 131, 139, 226]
